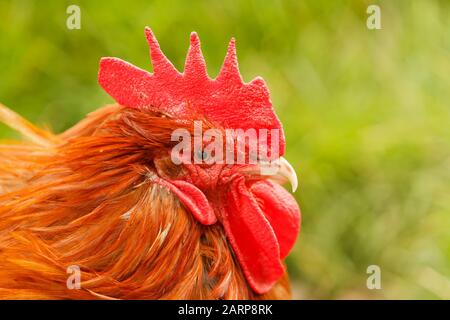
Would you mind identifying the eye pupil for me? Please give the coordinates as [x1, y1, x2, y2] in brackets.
[195, 150, 209, 161]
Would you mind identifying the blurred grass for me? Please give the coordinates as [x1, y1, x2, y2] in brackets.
[0, 0, 449, 299]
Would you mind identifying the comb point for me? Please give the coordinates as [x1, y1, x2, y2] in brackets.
[144, 27, 178, 75]
[217, 37, 241, 83]
[190, 32, 199, 44]
[185, 31, 208, 79]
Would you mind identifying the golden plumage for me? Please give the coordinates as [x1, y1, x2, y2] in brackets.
[0, 103, 291, 299]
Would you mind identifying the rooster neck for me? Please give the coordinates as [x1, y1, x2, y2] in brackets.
[0, 104, 292, 300]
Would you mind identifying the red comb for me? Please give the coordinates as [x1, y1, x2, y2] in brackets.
[98, 27, 285, 156]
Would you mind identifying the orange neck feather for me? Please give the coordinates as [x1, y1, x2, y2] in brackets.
[0, 104, 290, 299]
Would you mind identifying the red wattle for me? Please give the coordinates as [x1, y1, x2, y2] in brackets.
[249, 180, 300, 259]
[221, 177, 284, 294]
[219, 178, 301, 294]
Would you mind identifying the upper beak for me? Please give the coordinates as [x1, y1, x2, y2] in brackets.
[266, 157, 298, 192]
[240, 157, 298, 192]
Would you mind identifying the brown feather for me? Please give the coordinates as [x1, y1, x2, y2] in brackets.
[0, 103, 291, 299]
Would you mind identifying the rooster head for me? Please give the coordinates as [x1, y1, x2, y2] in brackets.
[98, 27, 301, 294]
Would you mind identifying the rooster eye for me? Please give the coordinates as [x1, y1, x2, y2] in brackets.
[194, 150, 210, 162]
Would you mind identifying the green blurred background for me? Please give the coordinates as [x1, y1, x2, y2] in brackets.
[0, 0, 449, 299]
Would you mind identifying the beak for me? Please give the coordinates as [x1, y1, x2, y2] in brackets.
[240, 157, 298, 193]
[267, 157, 298, 192]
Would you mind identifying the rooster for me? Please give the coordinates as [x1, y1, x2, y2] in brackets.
[0, 28, 300, 300]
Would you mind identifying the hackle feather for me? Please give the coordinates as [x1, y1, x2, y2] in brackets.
[0, 103, 291, 299]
